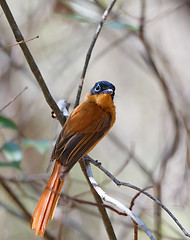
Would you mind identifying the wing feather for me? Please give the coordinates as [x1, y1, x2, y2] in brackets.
[50, 101, 112, 173]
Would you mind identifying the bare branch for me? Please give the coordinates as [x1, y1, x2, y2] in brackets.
[0, 178, 55, 240]
[0, 86, 28, 112]
[83, 158, 155, 240]
[129, 186, 153, 211]
[0, 0, 119, 238]
[74, 0, 118, 108]
[87, 157, 190, 238]
[0, 0, 65, 126]
[0, 35, 39, 52]
[79, 159, 117, 240]
[139, 0, 145, 40]
[137, 1, 181, 238]
[108, 133, 154, 182]
[146, 0, 187, 27]
[46, 189, 127, 217]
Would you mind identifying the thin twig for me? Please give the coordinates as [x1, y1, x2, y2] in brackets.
[129, 186, 152, 210]
[0, 173, 48, 183]
[73, 1, 119, 238]
[139, 0, 145, 40]
[0, 178, 54, 240]
[47, 188, 127, 217]
[87, 157, 190, 238]
[0, 35, 39, 52]
[137, 32, 180, 174]
[74, 0, 117, 108]
[0, 201, 27, 220]
[108, 133, 154, 182]
[138, 1, 180, 238]
[0, 86, 28, 112]
[146, 0, 187, 27]
[1, 180, 31, 219]
[0, 0, 65, 127]
[0, 0, 117, 239]
[133, 220, 138, 240]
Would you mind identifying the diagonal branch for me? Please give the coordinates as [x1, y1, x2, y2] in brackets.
[0, 0, 65, 127]
[88, 157, 190, 238]
[83, 158, 155, 240]
[74, 0, 117, 108]
[1, 0, 119, 239]
[0, 86, 28, 112]
[0, 178, 55, 240]
[79, 159, 117, 240]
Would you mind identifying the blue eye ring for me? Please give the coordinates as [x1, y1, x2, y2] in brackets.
[95, 84, 101, 92]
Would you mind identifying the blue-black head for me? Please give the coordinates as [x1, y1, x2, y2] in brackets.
[90, 81, 115, 100]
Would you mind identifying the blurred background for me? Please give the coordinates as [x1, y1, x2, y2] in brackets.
[0, 0, 190, 239]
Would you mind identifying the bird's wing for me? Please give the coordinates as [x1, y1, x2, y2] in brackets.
[50, 101, 112, 173]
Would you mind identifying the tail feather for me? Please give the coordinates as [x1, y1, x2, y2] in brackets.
[49, 179, 64, 221]
[31, 161, 64, 237]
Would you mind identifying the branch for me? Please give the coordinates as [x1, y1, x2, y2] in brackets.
[87, 157, 190, 238]
[129, 186, 153, 211]
[138, 17, 180, 176]
[48, 188, 127, 217]
[108, 133, 154, 182]
[0, 178, 54, 240]
[139, 0, 145, 40]
[138, 1, 180, 238]
[83, 158, 155, 240]
[146, 0, 187, 27]
[0, 0, 65, 127]
[0, 35, 39, 52]
[0, 0, 120, 239]
[74, 0, 117, 108]
[0, 86, 28, 112]
[0, 0, 119, 239]
[73, 0, 119, 238]
[79, 159, 117, 240]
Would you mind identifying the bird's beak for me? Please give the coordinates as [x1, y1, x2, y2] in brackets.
[102, 89, 114, 95]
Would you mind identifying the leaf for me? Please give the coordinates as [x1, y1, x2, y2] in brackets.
[2, 142, 22, 163]
[0, 115, 17, 130]
[106, 21, 139, 33]
[65, 14, 96, 23]
[22, 138, 51, 154]
[0, 161, 21, 169]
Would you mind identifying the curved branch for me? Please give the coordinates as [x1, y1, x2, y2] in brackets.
[83, 158, 155, 240]
[88, 157, 190, 238]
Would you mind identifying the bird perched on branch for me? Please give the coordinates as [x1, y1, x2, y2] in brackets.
[31, 81, 116, 237]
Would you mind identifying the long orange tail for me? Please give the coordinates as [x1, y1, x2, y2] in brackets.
[31, 161, 64, 237]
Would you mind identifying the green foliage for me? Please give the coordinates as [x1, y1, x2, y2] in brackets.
[65, 14, 97, 23]
[106, 21, 139, 32]
[0, 161, 21, 169]
[65, 14, 138, 33]
[0, 114, 17, 130]
[1, 142, 22, 169]
[22, 138, 51, 154]
[0, 114, 51, 169]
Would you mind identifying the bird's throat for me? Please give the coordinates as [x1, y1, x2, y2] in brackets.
[85, 93, 115, 113]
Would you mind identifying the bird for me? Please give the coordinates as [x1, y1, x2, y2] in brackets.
[30, 81, 116, 237]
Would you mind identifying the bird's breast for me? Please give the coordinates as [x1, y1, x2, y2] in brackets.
[64, 93, 116, 136]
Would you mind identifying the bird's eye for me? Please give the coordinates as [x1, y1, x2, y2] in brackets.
[95, 84, 101, 92]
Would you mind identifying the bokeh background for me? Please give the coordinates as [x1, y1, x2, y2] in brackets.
[0, 0, 190, 239]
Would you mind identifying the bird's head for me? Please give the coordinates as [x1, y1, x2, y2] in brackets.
[85, 81, 116, 111]
[90, 81, 115, 100]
